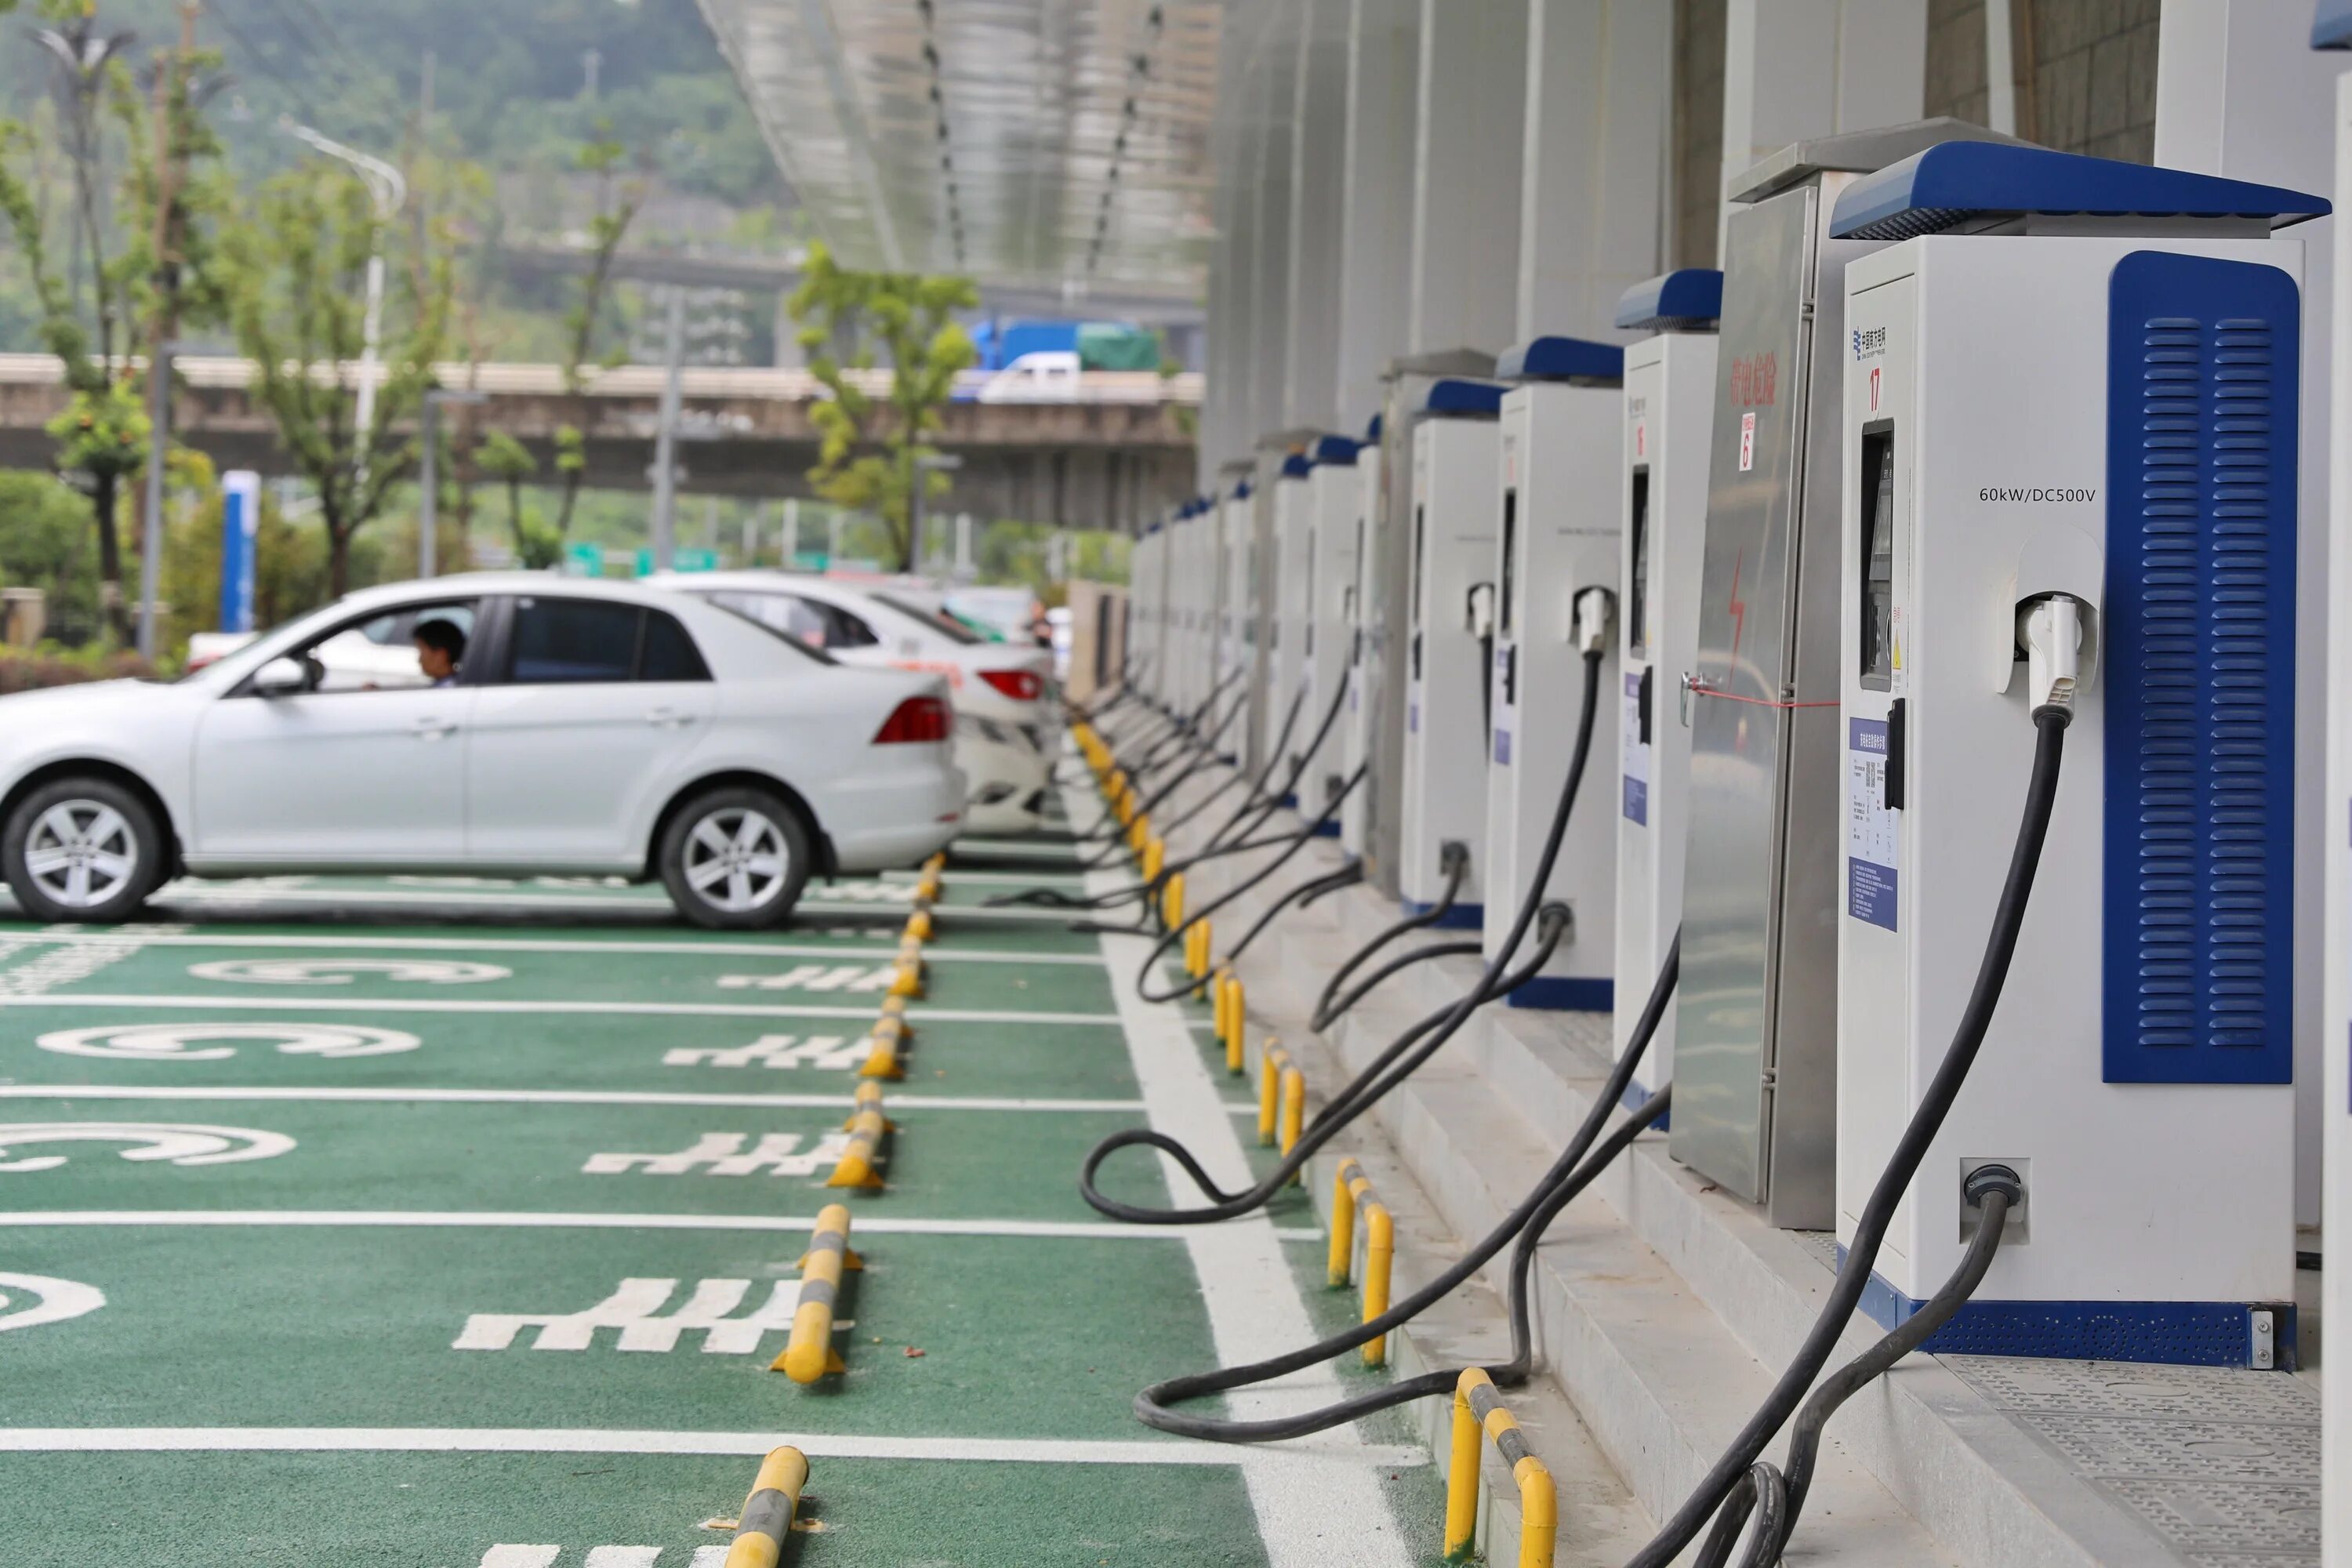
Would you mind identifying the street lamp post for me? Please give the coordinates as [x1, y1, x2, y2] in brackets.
[281, 118, 406, 472]
[419, 389, 488, 578]
[135, 338, 180, 659]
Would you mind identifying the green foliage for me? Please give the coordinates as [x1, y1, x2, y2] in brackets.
[0, 641, 156, 694]
[220, 162, 456, 595]
[0, 469, 101, 639]
[471, 430, 560, 566]
[788, 242, 979, 572]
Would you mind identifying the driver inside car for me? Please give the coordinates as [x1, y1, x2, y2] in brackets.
[414, 619, 466, 688]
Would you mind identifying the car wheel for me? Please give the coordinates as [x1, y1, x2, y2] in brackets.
[658, 787, 813, 930]
[2, 778, 166, 924]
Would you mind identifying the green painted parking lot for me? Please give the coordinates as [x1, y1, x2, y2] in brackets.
[0, 811, 1441, 1566]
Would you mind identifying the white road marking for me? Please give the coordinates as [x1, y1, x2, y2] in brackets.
[0, 1210, 1325, 1243]
[1073, 779, 1416, 1568]
[0, 1427, 1426, 1469]
[35, 1022, 420, 1062]
[16, 932, 1102, 967]
[187, 956, 510, 985]
[129, 885, 1081, 924]
[581, 1131, 850, 1178]
[454, 1277, 802, 1353]
[0, 996, 1121, 1025]
[0, 1086, 1151, 1114]
[0, 940, 140, 997]
[0, 1121, 295, 1172]
[0, 1272, 106, 1333]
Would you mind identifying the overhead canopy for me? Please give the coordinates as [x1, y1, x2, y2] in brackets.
[696, 0, 1222, 307]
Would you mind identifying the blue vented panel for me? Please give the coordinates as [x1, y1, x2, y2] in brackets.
[2103, 252, 2299, 1086]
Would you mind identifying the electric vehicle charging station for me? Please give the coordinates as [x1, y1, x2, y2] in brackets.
[1267, 450, 1318, 789]
[1399, 378, 1505, 923]
[1831, 143, 2323, 1364]
[1672, 120, 2023, 1230]
[1341, 415, 1385, 862]
[1482, 338, 1626, 1007]
[1164, 499, 1200, 716]
[1300, 434, 1361, 829]
[1611, 270, 1723, 1092]
[1132, 516, 1163, 694]
[1218, 473, 1255, 757]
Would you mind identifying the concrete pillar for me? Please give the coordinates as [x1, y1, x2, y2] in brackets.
[1250, 4, 1303, 441]
[1284, 0, 1350, 430]
[1407, 0, 1528, 354]
[1334, 0, 1421, 430]
[1718, 0, 1927, 246]
[1203, 9, 1262, 485]
[1515, 0, 1672, 343]
[2154, 1, 2339, 1239]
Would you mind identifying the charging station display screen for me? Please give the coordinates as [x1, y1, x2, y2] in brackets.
[1628, 466, 1652, 659]
[1499, 490, 1518, 637]
[1859, 430, 1896, 691]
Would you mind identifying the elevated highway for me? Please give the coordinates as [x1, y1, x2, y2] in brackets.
[0, 354, 1201, 528]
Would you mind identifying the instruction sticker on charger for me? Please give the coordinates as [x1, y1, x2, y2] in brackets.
[1622, 672, 1648, 824]
[1846, 717, 1899, 931]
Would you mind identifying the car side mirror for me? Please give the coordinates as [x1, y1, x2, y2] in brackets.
[252, 656, 309, 697]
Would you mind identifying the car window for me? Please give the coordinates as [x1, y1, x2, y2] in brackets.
[272, 601, 479, 694]
[506, 598, 642, 684]
[641, 610, 711, 682]
[874, 593, 984, 645]
[697, 592, 839, 666]
[816, 600, 880, 648]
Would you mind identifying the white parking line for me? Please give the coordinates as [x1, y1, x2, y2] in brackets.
[0, 1086, 1147, 1115]
[10, 932, 1103, 967]
[0, 1427, 1425, 1469]
[129, 886, 1083, 924]
[0, 1210, 1326, 1243]
[1076, 780, 1415, 1568]
[0, 996, 1122, 1025]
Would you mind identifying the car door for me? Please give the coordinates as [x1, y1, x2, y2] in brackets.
[464, 594, 718, 865]
[188, 602, 478, 864]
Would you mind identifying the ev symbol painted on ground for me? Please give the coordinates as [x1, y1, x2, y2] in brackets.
[0, 1121, 295, 1172]
[186, 956, 511, 985]
[664, 1033, 866, 1070]
[0, 1272, 105, 1334]
[455, 1277, 804, 1352]
[36, 1022, 422, 1061]
[583, 1131, 851, 1176]
[715, 964, 899, 993]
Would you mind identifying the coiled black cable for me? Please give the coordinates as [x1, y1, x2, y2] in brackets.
[1308, 843, 1471, 1032]
[1081, 643, 1609, 1222]
[1132, 930, 1680, 1441]
[1312, 938, 1483, 1029]
[1218, 859, 1366, 971]
[1625, 706, 2067, 1568]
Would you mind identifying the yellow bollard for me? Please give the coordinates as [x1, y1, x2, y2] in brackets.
[1213, 966, 1233, 1043]
[775, 1204, 861, 1382]
[889, 954, 924, 999]
[1221, 975, 1247, 1074]
[904, 909, 933, 943]
[1163, 873, 1185, 931]
[858, 1014, 908, 1080]
[826, 1081, 891, 1190]
[1329, 1157, 1368, 1287]
[1279, 1066, 1305, 1177]
[1362, 1203, 1394, 1367]
[1143, 837, 1165, 881]
[1444, 1369, 1555, 1567]
[1258, 1044, 1290, 1145]
[722, 1446, 811, 1568]
[923, 851, 946, 874]
[879, 993, 908, 1022]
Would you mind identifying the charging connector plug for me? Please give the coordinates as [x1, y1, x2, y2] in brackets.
[1570, 587, 1614, 655]
[2019, 594, 2086, 718]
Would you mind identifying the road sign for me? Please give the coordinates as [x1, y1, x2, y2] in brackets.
[564, 542, 604, 578]
[637, 547, 719, 575]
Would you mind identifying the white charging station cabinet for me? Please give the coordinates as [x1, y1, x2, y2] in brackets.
[1611, 272, 1722, 1087]
[1483, 339, 1624, 1006]
[1217, 479, 1254, 741]
[1341, 417, 1385, 860]
[1299, 435, 1362, 826]
[1170, 500, 1208, 717]
[1267, 452, 1317, 787]
[2321, 3, 2352, 1542]
[1399, 381, 1503, 920]
[1834, 143, 2322, 1366]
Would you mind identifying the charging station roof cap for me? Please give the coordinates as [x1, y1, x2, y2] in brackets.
[1231, 479, 1252, 500]
[1311, 435, 1359, 466]
[1615, 269, 1725, 332]
[1280, 452, 1314, 479]
[1496, 336, 1625, 383]
[1415, 379, 1506, 418]
[2317, 0, 2352, 46]
[1830, 142, 2331, 241]
[1363, 413, 1383, 443]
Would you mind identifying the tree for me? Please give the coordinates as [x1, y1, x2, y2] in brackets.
[550, 126, 645, 541]
[787, 242, 978, 572]
[473, 429, 557, 567]
[222, 162, 456, 597]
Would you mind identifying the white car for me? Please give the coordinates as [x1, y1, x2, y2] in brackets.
[651, 570, 1055, 835]
[975, 350, 1083, 403]
[0, 575, 965, 929]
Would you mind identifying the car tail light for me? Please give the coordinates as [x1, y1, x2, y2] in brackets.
[873, 695, 951, 744]
[978, 667, 1044, 702]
